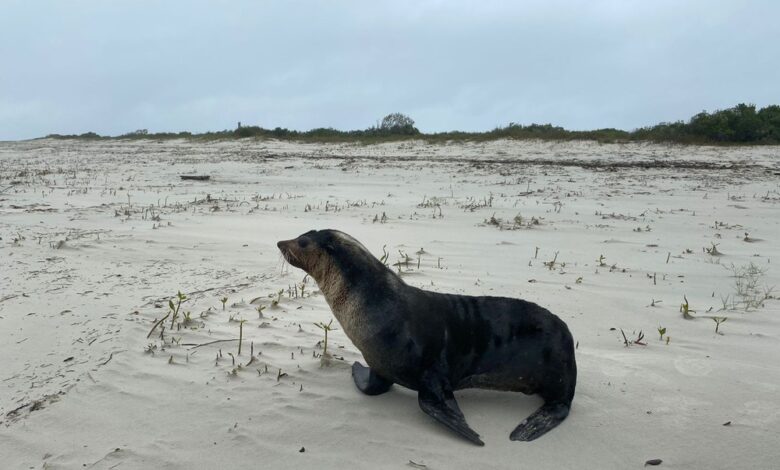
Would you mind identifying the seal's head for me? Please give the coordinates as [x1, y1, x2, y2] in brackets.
[277, 229, 382, 283]
[277, 230, 322, 273]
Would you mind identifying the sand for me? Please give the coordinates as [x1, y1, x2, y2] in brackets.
[1, 138, 779, 469]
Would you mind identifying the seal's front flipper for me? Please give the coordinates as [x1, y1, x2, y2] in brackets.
[417, 374, 484, 446]
[352, 362, 393, 396]
[510, 402, 570, 441]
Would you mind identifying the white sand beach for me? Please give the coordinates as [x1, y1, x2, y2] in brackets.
[1, 138, 779, 469]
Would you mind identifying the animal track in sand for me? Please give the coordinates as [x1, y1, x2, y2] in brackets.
[673, 357, 713, 377]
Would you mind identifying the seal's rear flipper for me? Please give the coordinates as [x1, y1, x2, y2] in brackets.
[418, 375, 484, 446]
[510, 402, 570, 441]
[352, 362, 393, 396]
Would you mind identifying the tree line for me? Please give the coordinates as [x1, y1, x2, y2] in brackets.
[45, 104, 780, 145]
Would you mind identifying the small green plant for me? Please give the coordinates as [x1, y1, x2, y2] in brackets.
[680, 295, 696, 319]
[657, 326, 666, 340]
[415, 249, 424, 269]
[238, 319, 247, 355]
[398, 250, 412, 268]
[147, 291, 187, 338]
[246, 342, 257, 366]
[298, 275, 310, 297]
[597, 255, 607, 267]
[372, 212, 389, 223]
[314, 319, 337, 357]
[169, 291, 187, 329]
[256, 305, 266, 318]
[620, 329, 646, 347]
[705, 242, 722, 256]
[713, 316, 727, 334]
[271, 289, 284, 308]
[220, 297, 228, 310]
[544, 252, 560, 271]
[719, 294, 732, 311]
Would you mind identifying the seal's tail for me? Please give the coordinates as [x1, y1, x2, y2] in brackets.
[509, 402, 570, 441]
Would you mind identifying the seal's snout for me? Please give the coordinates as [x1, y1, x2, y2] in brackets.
[277, 240, 295, 258]
[277, 231, 320, 271]
[277, 239, 297, 251]
[277, 239, 301, 268]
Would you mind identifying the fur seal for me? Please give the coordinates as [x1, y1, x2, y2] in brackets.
[277, 229, 576, 445]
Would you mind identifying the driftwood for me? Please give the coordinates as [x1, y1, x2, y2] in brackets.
[180, 175, 210, 181]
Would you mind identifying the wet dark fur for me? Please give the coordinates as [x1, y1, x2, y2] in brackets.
[278, 229, 577, 445]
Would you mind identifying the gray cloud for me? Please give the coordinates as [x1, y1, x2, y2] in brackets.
[2, 0, 779, 140]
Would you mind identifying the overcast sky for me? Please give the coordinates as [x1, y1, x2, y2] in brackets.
[1, 0, 779, 140]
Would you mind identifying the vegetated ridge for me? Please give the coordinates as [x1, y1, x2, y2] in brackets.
[44, 104, 780, 145]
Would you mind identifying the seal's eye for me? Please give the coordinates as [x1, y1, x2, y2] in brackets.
[297, 238, 310, 248]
